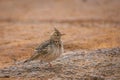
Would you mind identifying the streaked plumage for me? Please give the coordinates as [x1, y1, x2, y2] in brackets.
[24, 28, 64, 66]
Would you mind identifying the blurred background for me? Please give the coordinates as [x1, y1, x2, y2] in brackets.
[0, 0, 120, 68]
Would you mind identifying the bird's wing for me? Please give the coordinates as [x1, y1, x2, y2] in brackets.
[24, 40, 51, 63]
[35, 40, 51, 54]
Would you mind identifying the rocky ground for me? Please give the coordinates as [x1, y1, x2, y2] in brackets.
[0, 47, 120, 80]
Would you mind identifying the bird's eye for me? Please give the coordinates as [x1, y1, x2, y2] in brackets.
[55, 33, 58, 36]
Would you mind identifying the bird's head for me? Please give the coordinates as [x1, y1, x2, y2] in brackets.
[50, 28, 64, 41]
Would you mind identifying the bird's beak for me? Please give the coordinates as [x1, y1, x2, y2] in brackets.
[61, 33, 65, 36]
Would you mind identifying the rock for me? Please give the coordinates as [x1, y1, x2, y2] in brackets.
[0, 47, 120, 79]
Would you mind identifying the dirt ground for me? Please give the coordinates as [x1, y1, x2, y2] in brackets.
[0, 0, 120, 80]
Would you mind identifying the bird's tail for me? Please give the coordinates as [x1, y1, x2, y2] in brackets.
[24, 52, 39, 63]
[24, 58, 31, 63]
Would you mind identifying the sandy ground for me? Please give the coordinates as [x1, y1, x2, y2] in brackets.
[0, 0, 120, 80]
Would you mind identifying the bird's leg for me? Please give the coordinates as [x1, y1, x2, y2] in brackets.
[39, 60, 45, 68]
[48, 62, 52, 67]
[40, 60, 43, 64]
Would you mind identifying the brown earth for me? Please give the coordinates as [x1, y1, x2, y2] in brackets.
[0, 0, 120, 80]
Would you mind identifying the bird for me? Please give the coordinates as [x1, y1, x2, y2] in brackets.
[24, 28, 64, 67]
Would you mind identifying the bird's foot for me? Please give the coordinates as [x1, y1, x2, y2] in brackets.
[48, 62, 52, 67]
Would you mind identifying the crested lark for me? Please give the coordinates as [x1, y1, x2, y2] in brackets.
[24, 28, 64, 67]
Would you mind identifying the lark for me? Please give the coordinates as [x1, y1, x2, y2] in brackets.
[24, 28, 64, 67]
